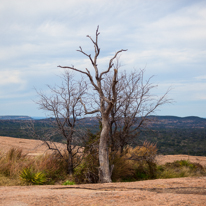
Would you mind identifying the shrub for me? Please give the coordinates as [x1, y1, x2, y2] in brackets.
[125, 142, 158, 180]
[19, 167, 47, 185]
[62, 180, 75, 185]
[0, 173, 21, 186]
[74, 130, 99, 184]
[111, 142, 158, 182]
[35, 152, 67, 182]
[0, 148, 68, 185]
[74, 153, 99, 184]
[135, 171, 149, 180]
[156, 160, 206, 179]
[110, 151, 135, 182]
[0, 148, 29, 178]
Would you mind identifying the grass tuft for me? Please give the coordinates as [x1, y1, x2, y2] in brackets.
[20, 167, 47, 185]
[62, 180, 75, 185]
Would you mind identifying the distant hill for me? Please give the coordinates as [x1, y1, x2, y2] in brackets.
[147, 115, 206, 129]
[0, 115, 205, 156]
[1, 115, 205, 126]
[80, 115, 206, 129]
[0, 116, 33, 120]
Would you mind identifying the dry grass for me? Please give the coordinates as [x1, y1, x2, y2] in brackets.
[0, 144, 205, 186]
[0, 148, 68, 185]
[111, 151, 135, 182]
[0, 148, 28, 178]
[111, 142, 158, 182]
[126, 141, 157, 162]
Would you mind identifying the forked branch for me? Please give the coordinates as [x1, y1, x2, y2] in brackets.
[77, 46, 95, 66]
[80, 98, 100, 115]
[57, 65, 99, 91]
[100, 49, 127, 79]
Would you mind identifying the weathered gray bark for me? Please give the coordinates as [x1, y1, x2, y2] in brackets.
[98, 115, 111, 182]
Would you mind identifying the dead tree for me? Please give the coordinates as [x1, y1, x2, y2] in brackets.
[36, 71, 87, 175]
[103, 69, 171, 153]
[58, 26, 127, 183]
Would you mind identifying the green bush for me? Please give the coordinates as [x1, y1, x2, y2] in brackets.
[135, 171, 149, 180]
[62, 180, 75, 185]
[156, 160, 206, 179]
[19, 167, 47, 185]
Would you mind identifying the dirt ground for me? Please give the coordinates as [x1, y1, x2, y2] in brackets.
[0, 136, 206, 206]
[0, 136, 66, 156]
[1, 177, 206, 206]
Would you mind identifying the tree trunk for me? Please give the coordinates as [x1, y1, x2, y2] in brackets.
[98, 116, 112, 183]
[67, 143, 74, 175]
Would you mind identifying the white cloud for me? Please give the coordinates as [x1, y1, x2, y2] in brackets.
[0, 70, 27, 99]
[195, 75, 206, 81]
[194, 94, 206, 100]
[0, 44, 39, 61]
[157, 80, 206, 103]
[0, 70, 24, 86]
[128, 2, 206, 53]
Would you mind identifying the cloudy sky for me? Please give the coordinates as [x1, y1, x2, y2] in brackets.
[0, 0, 206, 118]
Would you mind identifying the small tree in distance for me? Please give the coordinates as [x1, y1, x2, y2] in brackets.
[36, 71, 87, 175]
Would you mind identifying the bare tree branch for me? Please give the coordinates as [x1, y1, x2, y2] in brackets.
[80, 98, 100, 115]
[100, 49, 127, 79]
